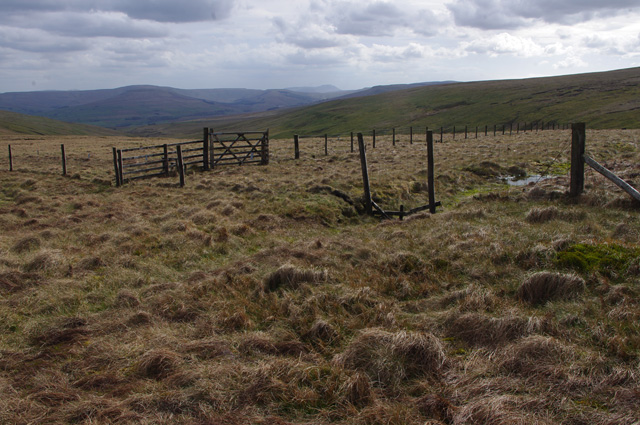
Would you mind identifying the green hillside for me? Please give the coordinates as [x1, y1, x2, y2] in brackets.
[0, 110, 121, 136]
[133, 67, 640, 139]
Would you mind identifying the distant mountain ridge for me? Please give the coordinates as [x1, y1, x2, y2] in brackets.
[0, 82, 451, 129]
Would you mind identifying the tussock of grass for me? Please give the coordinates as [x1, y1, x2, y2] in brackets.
[23, 249, 66, 274]
[28, 317, 89, 347]
[525, 206, 559, 223]
[497, 337, 577, 388]
[11, 236, 41, 253]
[135, 349, 181, 380]
[263, 264, 327, 292]
[445, 312, 551, 347]
[517, 271, 585, 304]
[333, 329, 445, 388]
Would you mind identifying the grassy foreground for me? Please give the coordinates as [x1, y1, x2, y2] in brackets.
[1, 129, 640, 424]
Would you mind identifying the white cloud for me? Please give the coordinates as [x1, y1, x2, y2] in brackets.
[462, 32, 546, 57]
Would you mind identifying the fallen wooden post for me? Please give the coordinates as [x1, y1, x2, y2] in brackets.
[584, 155, 640, 202]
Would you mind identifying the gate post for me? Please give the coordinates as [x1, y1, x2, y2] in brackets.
[261, 129, 269, 165]
[203, 127, 210, 171]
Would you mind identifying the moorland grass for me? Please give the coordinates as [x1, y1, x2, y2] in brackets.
[0, 130, 639, 424]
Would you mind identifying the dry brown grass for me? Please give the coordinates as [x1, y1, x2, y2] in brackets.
[263, 264, 327, 291]
[333, 328, 445, 388]
[1, 131, 639, 424]
[517, 271, 585, 304]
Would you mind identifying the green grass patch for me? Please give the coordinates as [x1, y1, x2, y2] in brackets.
[555, 243, 640, 278]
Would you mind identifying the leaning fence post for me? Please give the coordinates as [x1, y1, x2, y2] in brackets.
[294, 135, 300, 159]
[427, 131, 436, 214]
[8, 145, 13, 171]
[203, 127, 210, 171]
[112, 147, 120, 187]
[61, 144, 67, 176]
[570, 123, 586, 197]
[357, 133, 372, 215]
[177, 145, 185, 187]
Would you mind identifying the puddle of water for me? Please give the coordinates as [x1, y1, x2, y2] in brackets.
[504, 175, 550, 186]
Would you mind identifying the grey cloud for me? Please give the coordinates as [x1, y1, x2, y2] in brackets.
[110, 0, 234, 23]
[37, 12, 169, 38]
[447, 0, 640, 29]
[0, 27, 89, 53]
[331, 1, 412, 36]
[0, 0, 235, 23]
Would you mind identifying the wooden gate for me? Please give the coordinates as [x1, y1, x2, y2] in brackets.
[208, 129, 269, 168]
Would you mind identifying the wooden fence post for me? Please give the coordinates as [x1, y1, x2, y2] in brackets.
[502, 125, 505, 135]
[484, 125, 488, 136]
[163, 144, 169, 175]
[203, 127, 210, 171]
[465, 125, 468, 139]
[410, 126, 413, 144]
[475, 126, 478, 139]
[177, 145, 185, 187]
[324, 134, 328, 156]
[357, 133, 372, 215]
[112, 147, 120, 187]
[493, 124, 496, 136]
[570, 123, 586, 197]
[373, 129, 376, 148]
[8, 145, 13, 171]
[393, 128, 396, 146]
[440, 127, 443, 143]
[517, 123, 520, 134]
[427, 131, 436, 214]
[117, 149, 124, 185]
[294, 135, 300, 159]
[262, 129, 270, 165]
[61, 144, 67, 176]
[351, 132, 354, 153]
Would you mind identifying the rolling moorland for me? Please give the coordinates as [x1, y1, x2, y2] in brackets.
[1, 68, 640, 424]
[128, 66, 640, 139]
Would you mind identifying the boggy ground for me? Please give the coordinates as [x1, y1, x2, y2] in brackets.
[1, 129, 639, 424]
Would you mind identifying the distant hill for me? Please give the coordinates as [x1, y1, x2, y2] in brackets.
[131, 67, 640, 139]
[0, 110, 121, 136]
[0, 85, 358, 129]
[0, 83, 454, 130]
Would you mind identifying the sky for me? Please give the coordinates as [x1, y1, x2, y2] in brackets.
[0, 0, 639, 93]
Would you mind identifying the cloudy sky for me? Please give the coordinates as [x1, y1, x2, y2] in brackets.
[1, 0, 639, 93]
